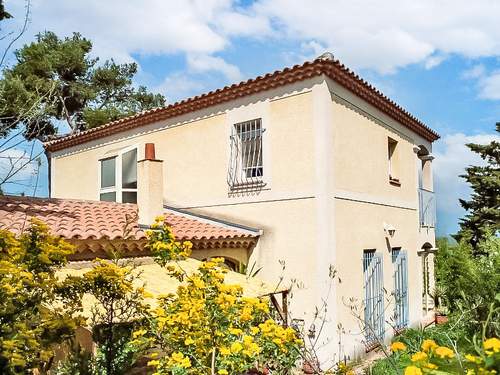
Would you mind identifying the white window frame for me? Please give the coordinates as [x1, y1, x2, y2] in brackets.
[98, 144, 138, 203]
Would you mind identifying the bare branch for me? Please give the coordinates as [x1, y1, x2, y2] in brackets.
[0, 0, 31, 69]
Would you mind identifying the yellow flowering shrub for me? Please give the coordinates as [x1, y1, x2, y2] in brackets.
[389, 337, 500, 374]
[0, 220, 82, 373]
[134, 217, 302, 374]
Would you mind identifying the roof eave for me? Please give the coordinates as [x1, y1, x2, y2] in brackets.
[43, 57, 439, 153]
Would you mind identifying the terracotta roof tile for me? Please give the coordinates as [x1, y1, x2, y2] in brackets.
[0, 196, 259, 242]
[44, 56, 439, 153]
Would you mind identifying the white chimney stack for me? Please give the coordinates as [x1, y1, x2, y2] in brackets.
[137, 143, 164, 226]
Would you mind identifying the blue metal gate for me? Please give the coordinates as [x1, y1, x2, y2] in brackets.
[363, 250, 384, 346]
[392, 249, 409, 330]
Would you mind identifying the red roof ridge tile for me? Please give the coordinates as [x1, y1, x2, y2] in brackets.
[44, 55, 439, 153]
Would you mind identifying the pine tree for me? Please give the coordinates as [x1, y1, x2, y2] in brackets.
[0, 31, 165, 140]
[456, 123, 500, 253]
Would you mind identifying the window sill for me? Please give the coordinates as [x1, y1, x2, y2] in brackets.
[389, 177, 401, 187]
[228, 180, 266, 193]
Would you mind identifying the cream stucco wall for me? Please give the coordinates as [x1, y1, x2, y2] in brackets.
[50, 78, 324, 329]
[328, 80, 436, 359]
[49, 75, 436, 365]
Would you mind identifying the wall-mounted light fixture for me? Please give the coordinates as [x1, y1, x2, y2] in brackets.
[383, 222, 396, 237]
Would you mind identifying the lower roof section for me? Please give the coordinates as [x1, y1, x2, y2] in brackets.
[0, 195, 260, 250]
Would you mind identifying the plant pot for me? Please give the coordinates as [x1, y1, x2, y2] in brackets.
[435, 313, 448, 325]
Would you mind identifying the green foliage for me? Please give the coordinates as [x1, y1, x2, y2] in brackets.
[371, 324, 469, 374]
[0, 220, 82, 374]
[0, 0, 12, 21]
[54, 344, 95, 375]
[371, 354, 407, 375]
[375, 335, 500, 375]
[132, 217, 302, 375]
[435, 236, 500, 338]
[372, 234, 500, 374]
[0, 31, 165, 140]
[62, 259, 150, 375]
[93, 325, 143, 375]
[456, 123, 500, 251]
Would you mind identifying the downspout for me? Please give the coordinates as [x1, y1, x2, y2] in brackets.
[45, 149, 52, 198]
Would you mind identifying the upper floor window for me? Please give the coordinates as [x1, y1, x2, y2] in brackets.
[99, 147, 137, 203]
[388, 137, 400, 185]
[227, 119, 265, 190]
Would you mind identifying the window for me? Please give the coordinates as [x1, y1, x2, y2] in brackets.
[363, 250, 384, 347]
[227, 119, 265, 190]
[388, 137, 400, 185]
[99, 147, 137, 203]
[100, 157, 117, 202]
[392, 248, 409, 331]
[121, 148, 138, 203]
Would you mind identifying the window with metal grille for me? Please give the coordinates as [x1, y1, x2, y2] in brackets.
[227, 119, 265, 190]
[363, 250, 385, 347]
[392, 248, 409, 331]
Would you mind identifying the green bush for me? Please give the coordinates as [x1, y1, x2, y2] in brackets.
[370, 235, 500, 374]
[435, 235, 500, 337]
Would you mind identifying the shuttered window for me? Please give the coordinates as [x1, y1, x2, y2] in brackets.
[392, 248, 409, 331]
[363, 250, 385, 347]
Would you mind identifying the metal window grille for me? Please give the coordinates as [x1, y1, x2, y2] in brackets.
[363, 250, 385, 346]
[392, 249, 409, 330]
[227, 119, 265, 190]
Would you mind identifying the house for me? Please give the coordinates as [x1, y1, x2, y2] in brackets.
[39, 53, 438, 363]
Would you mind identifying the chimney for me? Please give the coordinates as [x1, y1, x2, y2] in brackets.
[137, 143, 164, 226]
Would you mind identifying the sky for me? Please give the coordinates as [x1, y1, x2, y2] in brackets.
[1, 0, 500, 237]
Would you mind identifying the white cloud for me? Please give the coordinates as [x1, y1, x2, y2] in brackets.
[461, 65, 500, 100]
[156, 73, 206, 103]
[187, 54, 242, 82]
[216, 7, 271, 37]
[433, 132, 499, 235]
[462, 64, 486, 80]
[252, 0, 500, 73]
[18, 0, 228, 59]
[478, 71, 500, 100]
[0, 147, 38, 183]
[5, 0, 500, 77]
[424, 54, 447, 70]
[3, 0, 500, 106]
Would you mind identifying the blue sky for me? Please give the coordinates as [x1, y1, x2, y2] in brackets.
[1, 0, 500, 237]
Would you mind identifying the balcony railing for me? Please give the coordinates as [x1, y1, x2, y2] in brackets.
[418, 188, 436, 228]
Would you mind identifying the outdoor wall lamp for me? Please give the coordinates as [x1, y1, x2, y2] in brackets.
[384, 222, 396, 237]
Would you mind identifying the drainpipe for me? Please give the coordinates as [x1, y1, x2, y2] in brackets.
[45, 149, 52, 198]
